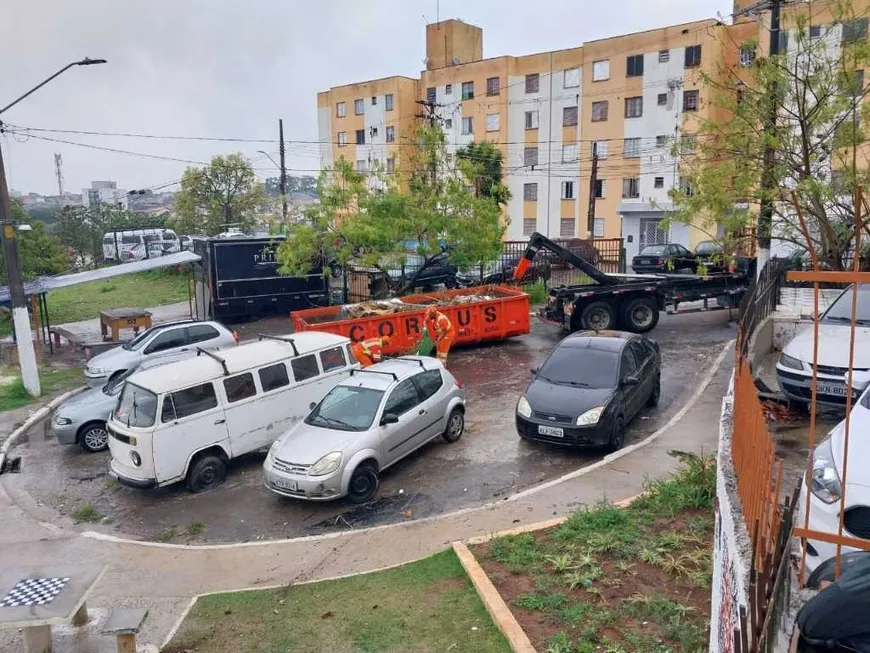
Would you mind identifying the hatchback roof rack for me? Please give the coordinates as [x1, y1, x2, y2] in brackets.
[257, 334, 299, 357]
[350, 368, 399, 381]
[389, 357, 426, 369]
[196, 347, 229, 376]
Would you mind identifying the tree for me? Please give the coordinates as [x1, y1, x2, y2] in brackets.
[170, 153, 265, 235]
[669, 1, 870, 270]
[456, 141, 511, 205]
[54, 205, 101, 267]
[0, 199, 68, 283]
[276, 125, 507, 289]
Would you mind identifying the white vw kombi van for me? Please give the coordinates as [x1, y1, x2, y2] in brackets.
[107, 332, 358, 492]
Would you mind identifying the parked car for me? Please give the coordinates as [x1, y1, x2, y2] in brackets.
[84, 320, 239, 388]
[693, 240, 725, 270]
[461, 255, 551, 286]
[52, 350, 203, 453]
[798, 369, 870, 572]
[776, 283, 870, 409]
[516, 330, 660, 450]
[389, 252, 460, 292]
[108, 333, 357, 492]
[540, 239, 601, 270]
[263, 356, 465, 504]
[631, 244, 696, 274]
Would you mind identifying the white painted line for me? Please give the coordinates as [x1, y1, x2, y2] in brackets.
[82, 338, 733, 551]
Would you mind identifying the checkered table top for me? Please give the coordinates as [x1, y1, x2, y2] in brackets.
[0, 578, 70, 608]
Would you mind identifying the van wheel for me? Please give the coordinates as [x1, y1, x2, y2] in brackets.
[186, 454, 227, 493]
[443, 408, 465, 443]
[79, 422, 109, 453]
[347, 463, 379, 504]
[580, 301, 615, 331]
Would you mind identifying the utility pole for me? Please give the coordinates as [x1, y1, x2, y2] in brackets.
[586, 143, 599, 238]
[416, 99, 440, 186]
[756, 0, 782, 275]
[54, 153, 64, 200]
[278, 119, 287, 222]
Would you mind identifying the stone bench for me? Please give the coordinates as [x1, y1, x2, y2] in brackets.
[101, 607, 148, 653]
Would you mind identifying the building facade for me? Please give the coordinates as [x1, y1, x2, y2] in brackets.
[81, 180, 129, 210]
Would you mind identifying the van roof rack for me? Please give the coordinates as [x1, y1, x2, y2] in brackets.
[257, 334, 299, 357]
[350, 368, 399, 381]
[389, 357, 426, 369]
[197, 347, 229, 376]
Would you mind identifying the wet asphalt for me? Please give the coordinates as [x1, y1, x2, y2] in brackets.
[2, 309, 737, 544]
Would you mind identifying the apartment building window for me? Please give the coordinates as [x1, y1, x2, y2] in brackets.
[564, 68, 580, 88]
[355, 129, 365, 145]
[810, 25, 822, 39]
[658, 49, 670, 63]
[385, 94, 394, 111]
[370, 126, 378, 138]
[624, 137, 641, 158]
[562, 143, 579, 163]
[524, 147, 539, 167]
[461, 81, 474, 100]
[385, 126, 395, 143]
[657, 93, 668, 106]
[595, 179, 606, 198]
[593, 218, 606, 238]
[683, 90, 699, 111]
[486, 113, 500, 132]
[356, 159, 368, 173]
[486, 77, 500, 96]
[445, 84, 452, 95]
[427, 87, 436, 103]
[561, 181, 575, 200]
[371, 96, 377, 106]
[444, 118, 453, 129]
[336, 101, 346, 118]
[626, 54, 644, 77]
[681, 134, 697, 153]
[523, 218, 536, 236]
[625, 96, 643, 118]
[656, 135, 668, 148]
[622, 177, 640, 198]
[560, 219, 575, 237]
[386, 157, 395, 174]
[591, 100, 609, 122]
[525, 110, 539, 130]
[739, 45, 756, 67]
[563, 106, 578, 126]
[354, 98, 364, 115]
[592, 141, 608, 158]
[685, 45, 702, 68]
[461, 117, 474, 135]
[525, 73, 540, 94]
[654, 177, 665, 189]
[680, 177, 695, 196]
[842, 18, 868, 45]
[592, 60, 610, 82]
[337, 131, 347, 147]
[523, 183, 538, 201]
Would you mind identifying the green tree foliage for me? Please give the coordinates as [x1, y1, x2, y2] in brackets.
[170, 153, 265, 236]
[276, 126, 507, 290]
[456, 140, 511, 205]
[670, 1, 870, 270]
[0, 199, 67, 283]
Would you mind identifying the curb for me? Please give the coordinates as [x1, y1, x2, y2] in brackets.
[0, 385, 87, 473]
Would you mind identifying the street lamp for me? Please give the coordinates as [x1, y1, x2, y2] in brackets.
[0, 57, 107, 397]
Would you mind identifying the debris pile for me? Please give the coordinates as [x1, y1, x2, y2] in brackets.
[337, 291, 505, 318]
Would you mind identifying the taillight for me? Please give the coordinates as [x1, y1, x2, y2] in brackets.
[454, 377, 463, 388]
[232, 330, 240, 343]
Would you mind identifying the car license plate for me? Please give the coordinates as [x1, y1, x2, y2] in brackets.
[272, 477, 298, 492]
[538, 425, 564, 437]
[817, 383, 850, 397]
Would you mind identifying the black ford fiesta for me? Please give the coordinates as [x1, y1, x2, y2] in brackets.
[516, 330, 661, 451]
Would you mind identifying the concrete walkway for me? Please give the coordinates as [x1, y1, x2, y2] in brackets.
[0, 344, 733, 652]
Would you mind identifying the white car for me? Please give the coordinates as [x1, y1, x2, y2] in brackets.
[776, 283, 870, 409]
[799, 369, 870, 572]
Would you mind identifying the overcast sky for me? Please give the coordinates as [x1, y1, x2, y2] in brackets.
[2, 0, 730, 195]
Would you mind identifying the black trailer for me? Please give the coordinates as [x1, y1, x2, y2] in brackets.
[514, 232, 749, 333]
[192, 236, 327, 322]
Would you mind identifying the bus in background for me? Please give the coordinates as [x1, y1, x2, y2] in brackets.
[103, 228, 181, 262]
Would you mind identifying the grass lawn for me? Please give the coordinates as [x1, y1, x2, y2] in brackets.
[165, 549, 510, 653]
[474, 455, 716, 653]
[0, 366, 83, 412]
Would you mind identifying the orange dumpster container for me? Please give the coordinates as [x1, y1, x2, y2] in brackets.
[291, 286, 530, 354]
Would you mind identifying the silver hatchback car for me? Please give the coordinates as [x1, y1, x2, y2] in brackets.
[263, 356, 465, 503]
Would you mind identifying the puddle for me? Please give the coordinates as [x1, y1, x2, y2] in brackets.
[307, 492, 437, 533]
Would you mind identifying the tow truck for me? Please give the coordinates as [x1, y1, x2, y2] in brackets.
[513, 232, 749, 333]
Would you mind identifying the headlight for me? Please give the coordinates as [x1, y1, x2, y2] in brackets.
[779, 353, 803, 371]
[309, 451, 342, 477]
[517, 396, 532, 418]
[810, 437, 841, 504]
[88, 367, 109, 375]
[266, 439, 282, 464]
[130, 451, 142, 467]
[54, 415, 72, 426]
[577, 406, 605, 426]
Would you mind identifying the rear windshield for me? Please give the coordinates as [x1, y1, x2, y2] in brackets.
[306, 386, 385, 431]
[114, 383, 157, 428]
[823, 284, 870, 325]
[695, 241, 722, 255]
[639, 245, 668, 256]
[538, 347, 618, 389]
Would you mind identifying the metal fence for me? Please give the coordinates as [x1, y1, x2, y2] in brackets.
[736, 258, 788, 359]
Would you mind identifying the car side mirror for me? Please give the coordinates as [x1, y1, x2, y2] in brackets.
[530, 366, 538, 375]
[848, 370, 870, 393]
[309, 401, 317, 410]
[380, 413, 399, 426]
[622, 375, 640, 386]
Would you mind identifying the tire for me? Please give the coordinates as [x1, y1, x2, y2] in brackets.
[79, 422, 109, 453]
[347, 463, 379, 504]
[647, 375, 661, 407]
[443, 408, 465, 443]
[621, 297, 659, 333]
[185, 453, 227, 493]
[580, 301, 615, 331]
[606, 416, 626, 453]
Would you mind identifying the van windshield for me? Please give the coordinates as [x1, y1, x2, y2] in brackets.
[306, 386, 384, 431]
[114, 383, 157, 427]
